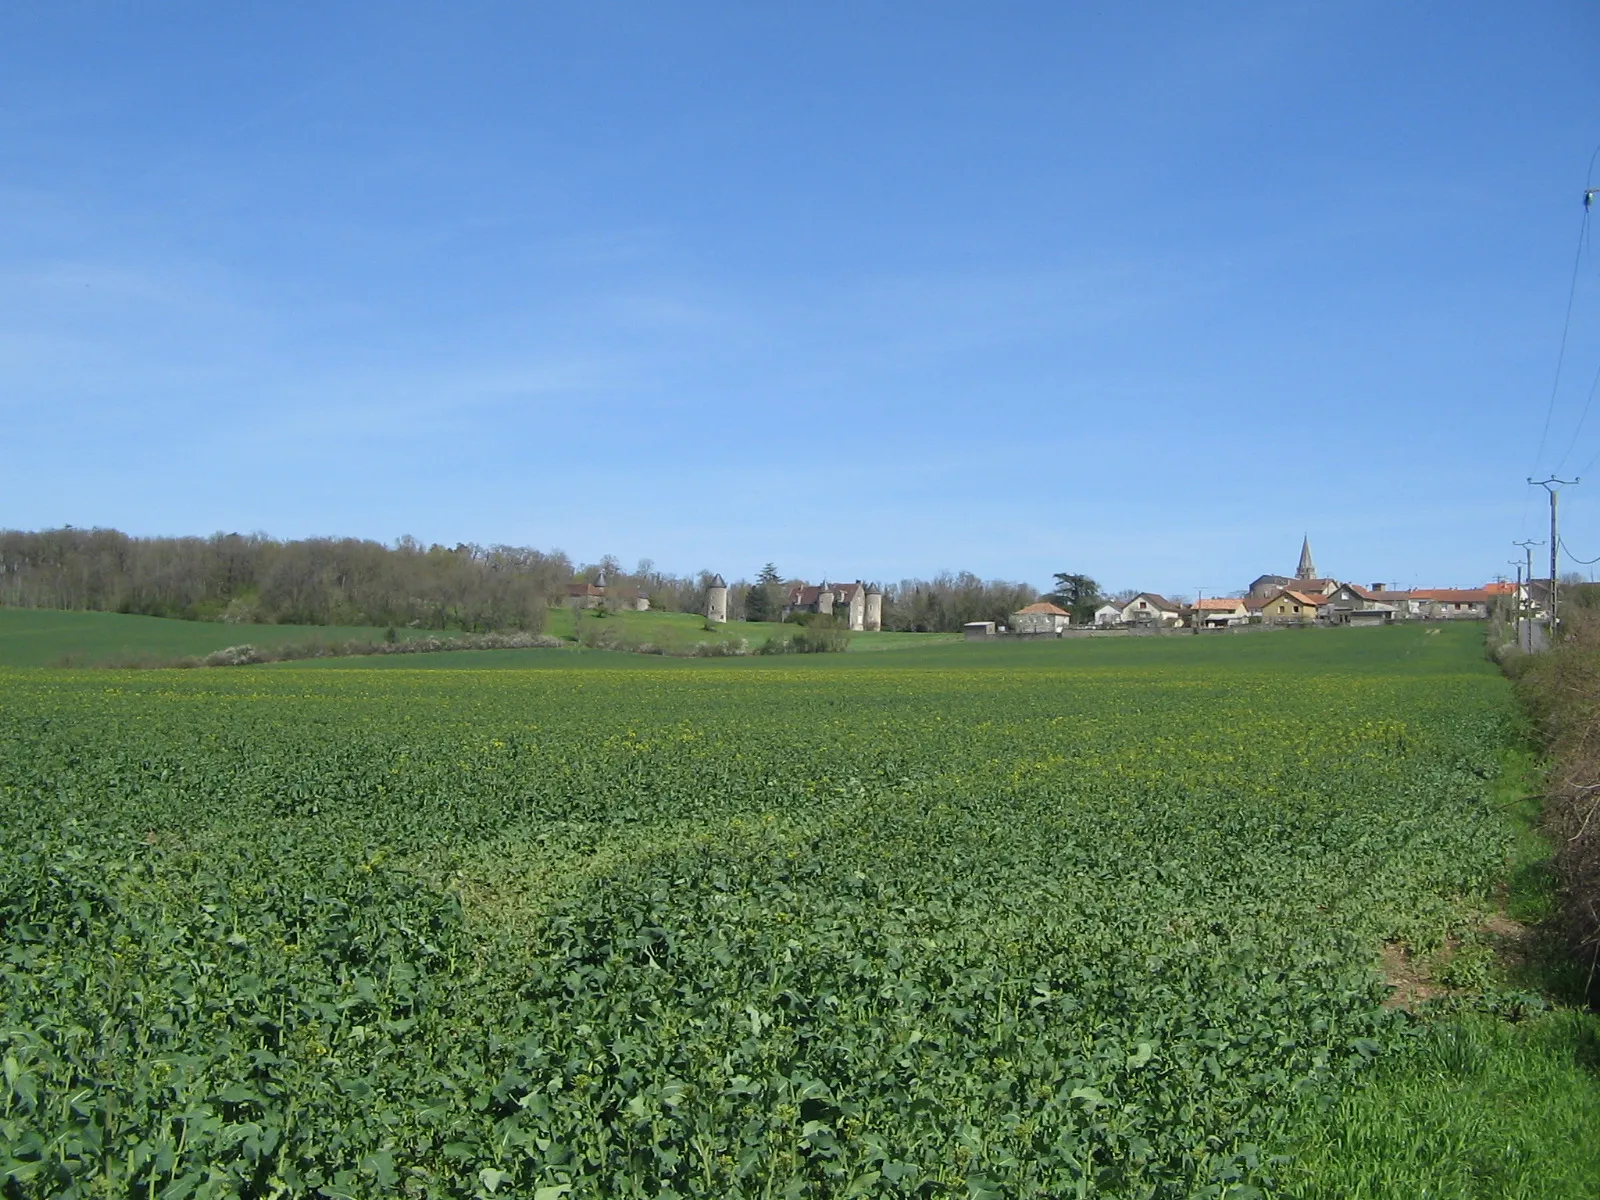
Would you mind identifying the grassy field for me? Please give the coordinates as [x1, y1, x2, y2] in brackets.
[547, 604, 958, 653]
[0, 607, 448, 667]
[0, 606, 955, 668]
[1, 624, 1596, 1197]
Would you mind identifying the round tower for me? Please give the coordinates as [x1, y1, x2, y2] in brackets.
[705, 574, 729, 624]
[864, 584, 883, 632]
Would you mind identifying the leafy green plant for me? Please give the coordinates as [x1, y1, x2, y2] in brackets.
[0, 625, 1558, 1197]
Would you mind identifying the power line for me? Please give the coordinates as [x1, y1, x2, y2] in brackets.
[1558, 358, 1600, 474]
[1559, 537, 1600, 566]
[1530, 193, 1594, 475]
[1578, 413, 1600, 481]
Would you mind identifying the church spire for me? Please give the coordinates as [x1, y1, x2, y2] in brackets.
[1296, 535, 1317, 580]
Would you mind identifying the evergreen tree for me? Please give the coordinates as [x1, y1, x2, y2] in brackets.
[1050, 573, 1102, 625]
[747, 563, 782, 622]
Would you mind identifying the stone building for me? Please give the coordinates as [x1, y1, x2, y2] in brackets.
[782, 580, 883, 631]
[705, 575, 729, 624]
[1012, 601, 1072, 635]
[566, 567, 648, 611]
[1248, 537, 1338, 599]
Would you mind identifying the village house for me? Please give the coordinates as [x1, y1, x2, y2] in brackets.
[783, 580, 883, 631]
[1260, 588, 1325, 623]
[1407, 588, 1497, 620]
[1093, 602, 1124, 627]
[1190, 597, 1250, 628]
[1120, 593, 1183, 627]
[1012, 601, 1072, 635]
[1318, 582, 1392, 623]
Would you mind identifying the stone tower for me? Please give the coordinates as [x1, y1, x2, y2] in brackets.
[1296, 536, 1317, 581]
[706, 574, 729, 624]
[864, 584, 883, 632]
[814, 583, 834, 620]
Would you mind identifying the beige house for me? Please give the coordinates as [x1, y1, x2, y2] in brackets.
[1260, 588, 1324, 623]
[1012, 601, 1072, 635]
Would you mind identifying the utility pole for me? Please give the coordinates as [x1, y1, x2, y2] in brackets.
[1507, 561, 1524, 648]
[1514, 538, 1542, 649]
[1528, 478, 1578, 632]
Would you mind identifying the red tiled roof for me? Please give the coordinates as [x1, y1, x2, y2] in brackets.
[1409, 589, 1495, 603]
[1016, 601, 1071, 616]
[1265, 589, 1325, 608]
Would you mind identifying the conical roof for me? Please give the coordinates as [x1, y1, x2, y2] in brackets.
[709, 574, 727, 589]
[1296, 536, 1317, 580]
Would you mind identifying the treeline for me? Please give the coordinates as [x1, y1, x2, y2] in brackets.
[879, 573, 1039, 632]
[0, 528, 571, 632]
[1, 527, 1051, 637]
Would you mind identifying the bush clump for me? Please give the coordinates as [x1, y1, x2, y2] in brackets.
[758, 627, 851, 655]
[201, 631, 564, 668]
[1514, 594, 1600, 999]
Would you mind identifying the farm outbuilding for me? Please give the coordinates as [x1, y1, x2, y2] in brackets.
[1336, 604, 1396, 627]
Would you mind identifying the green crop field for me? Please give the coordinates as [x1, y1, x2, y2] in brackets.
[2, 624, 1597, 1198]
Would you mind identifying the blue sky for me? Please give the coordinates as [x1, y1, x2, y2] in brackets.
[3, 3, 1599, 597]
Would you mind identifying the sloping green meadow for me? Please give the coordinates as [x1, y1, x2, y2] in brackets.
[0, 626, 1551, 1196]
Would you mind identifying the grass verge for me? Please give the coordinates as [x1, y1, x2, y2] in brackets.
[1277, 744, 1600, 1198]
[1276, 1009, 1600, 1199]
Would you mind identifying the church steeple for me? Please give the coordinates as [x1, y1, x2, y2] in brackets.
[1296, 535, 1317, 581]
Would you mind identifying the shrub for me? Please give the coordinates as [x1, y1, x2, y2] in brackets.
[758, 628, 850, 655]
[692, 639, 749, 658]
[782, 612, 840, 629]
[1514, 605, 1600, 999]
[203, 644, 268, 667]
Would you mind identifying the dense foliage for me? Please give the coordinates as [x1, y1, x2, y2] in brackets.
[1511, 587, 1600, 998]
[0, 628, 1516, 1197]
[880, 573, 1039, 632]
[0, 529, 570, 631]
